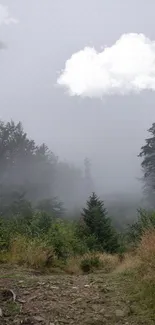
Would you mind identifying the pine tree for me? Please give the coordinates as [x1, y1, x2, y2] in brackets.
[139, 123, 155, 206]
[82, 192, 119, 253]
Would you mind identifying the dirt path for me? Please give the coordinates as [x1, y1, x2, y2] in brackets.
[0, 266, 151, 325]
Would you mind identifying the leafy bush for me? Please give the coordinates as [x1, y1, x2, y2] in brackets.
[9, 235, 55, 268]
[80, 254, 102, 273]
[0, 218, 11, 250]
[127, 208, 155, 245]
[47, 219, 87, 259]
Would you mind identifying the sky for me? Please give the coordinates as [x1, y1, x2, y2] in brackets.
[1, 0, 155, 195]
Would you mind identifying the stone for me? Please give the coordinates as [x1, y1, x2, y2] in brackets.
[72, 297, 82, 304]
[0, 308, 2, 317]
[115, 309, 125, 318]
[92, 304, 100, 312]
[34, 316, 44, 322]
[50, 286, 59, 290]
[17, 299, 26, 303]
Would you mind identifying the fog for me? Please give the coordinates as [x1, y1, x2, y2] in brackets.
[1, 0, 155, 207]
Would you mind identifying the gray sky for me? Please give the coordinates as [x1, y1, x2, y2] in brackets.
[1, 0, 155, 195]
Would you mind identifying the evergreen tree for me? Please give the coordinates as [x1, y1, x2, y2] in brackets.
[82, 192, 119, 253]
[139, 123, 155, 206]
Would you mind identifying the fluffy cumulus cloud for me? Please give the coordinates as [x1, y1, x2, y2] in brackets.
[57, 33, 155, 98]
[0, 4, 17, 26]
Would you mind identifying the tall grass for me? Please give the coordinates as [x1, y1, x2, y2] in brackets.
[63, 252, 120, 274]
[138, 229, 155, 273]
[116, 229, 155, 322]
[1, 234, 120, 274]
[8, 235, 55, 268]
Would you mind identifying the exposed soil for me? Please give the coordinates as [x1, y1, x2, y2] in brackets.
[0, 265, 151, 325]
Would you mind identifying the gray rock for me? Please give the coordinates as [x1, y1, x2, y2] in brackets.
[115, 309, 125, 318]
[34, 315, 44, 322]
[50, 286, 59, 290]
[92, 304, 100, 312]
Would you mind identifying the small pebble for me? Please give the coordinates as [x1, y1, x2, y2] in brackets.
[0, 308, 3, 317]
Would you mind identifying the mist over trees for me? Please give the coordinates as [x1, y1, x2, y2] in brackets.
[0, 118, 152, 225]
[0, 117, 155, 267]
[0, 119, 93, 214]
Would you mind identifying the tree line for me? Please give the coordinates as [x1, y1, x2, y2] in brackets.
[0, 120, 93, 214]
[0, 118, 155, 264]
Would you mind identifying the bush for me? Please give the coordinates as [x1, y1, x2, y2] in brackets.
[47, 219, 87, 259]
[120, 230, 155, 321]
[127, 209, 155, 245]
[137, 229, 155, 274]
[0, 218, 11, 250]
[9, 235, 56, 268]
[80, 254, 102, 273]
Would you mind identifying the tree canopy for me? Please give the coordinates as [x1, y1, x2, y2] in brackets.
[0, 120, 91, 212]
[139, 123, 155, 206]
[81, 192, 119, 253]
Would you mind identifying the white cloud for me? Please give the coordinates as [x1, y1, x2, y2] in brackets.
[0, 4, 17, 26]
[57, 33, 155, 98]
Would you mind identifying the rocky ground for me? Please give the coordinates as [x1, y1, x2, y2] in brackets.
[0, 265, 152, 325]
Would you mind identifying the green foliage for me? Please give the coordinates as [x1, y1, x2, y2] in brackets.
[1, 117, 155, 273]
[9, 235, 55, 268]
[0, 195, 89, 263]
[139, 122, 155, 205]
[47, 219, 87, 259]
[30, 211, 54, 237]
[127, 208, 155, 244]
[0, 217, 10, 250]
[81, 192, 119, 253]
[0, 192, 122, 267]
[80, 255, 102, 273]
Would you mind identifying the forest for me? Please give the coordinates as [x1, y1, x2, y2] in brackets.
[2, 1, 155, 323]
[0, 119, 155, 324]
[0, 118, 154, 263]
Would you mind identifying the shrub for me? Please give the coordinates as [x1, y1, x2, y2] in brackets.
[80, 254, 102, 273]
[0, 218, 11, 250]
[98, 253, 120, 272]
[119, 230, 155, 321]
[9, 235, 55, 268]
[127, 209, 155, 245]
[47, 219, 87, 259]
[63, 256, 81, 275]
[137, 229, 155, 274]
